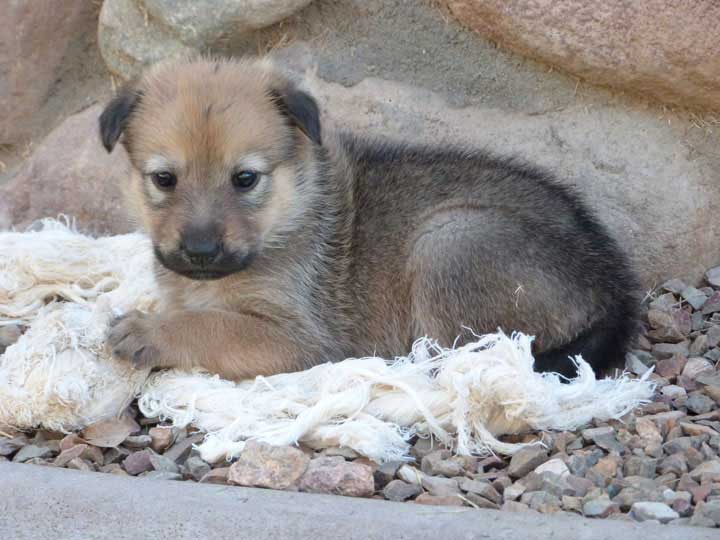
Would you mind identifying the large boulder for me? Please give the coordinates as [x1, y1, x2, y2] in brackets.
[99, 0, 314, 80]
[0, 105, 132, 235]
[0, 1, 95, 144]
[299, 71, 719, 288]
[441, 0, 720, 110]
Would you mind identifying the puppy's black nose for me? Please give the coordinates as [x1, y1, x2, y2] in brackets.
[181, 232, 222, 267]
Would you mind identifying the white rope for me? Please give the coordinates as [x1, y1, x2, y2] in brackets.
[0, 219, 655, 463]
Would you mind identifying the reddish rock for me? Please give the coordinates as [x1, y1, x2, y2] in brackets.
[122, 449, 154, 476]
[0, 105, 133, 234]
[655, 356, 688, 379]
[199, 467, 230, 485]
[148, 427, 175, 454]
[228, 441, 310, 490]
[441, 0, 720, 110]
[0, 1, 95, 144]
[414, 493, 464, 507]
[298, 456, 374, 497]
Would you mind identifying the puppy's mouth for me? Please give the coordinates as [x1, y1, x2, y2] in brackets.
[153, 247, 256, 281]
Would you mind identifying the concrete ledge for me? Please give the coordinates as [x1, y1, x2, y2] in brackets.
[0, 463, 712, 539]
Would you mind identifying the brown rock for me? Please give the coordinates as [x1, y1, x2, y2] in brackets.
[421, 475, 460, 497]
[463, 492, 501, 510]
[228, 441, 310, 490]
[507, 446, 548, 478]
[53, 444, 88, 467]
[199, 467, 230, 485]
[655, 356, 688, 379]
[298, 456, 374, 497]
[122, 449, 154, 476]
[149, 427, 175, 453]
[67, 457, 94, 472]
[414, 493, 464, 507]
[0, 105, 132, 234]
[441, 0, 720, 110]
[0, 1, 95, 144]
[382, 479, 423, 502]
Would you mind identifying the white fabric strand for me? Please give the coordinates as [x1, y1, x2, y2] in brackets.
[0, 219, 655, 462]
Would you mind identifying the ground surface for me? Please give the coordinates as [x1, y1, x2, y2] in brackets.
[2, 266, 720, 528]
[2, 462, 717, 540]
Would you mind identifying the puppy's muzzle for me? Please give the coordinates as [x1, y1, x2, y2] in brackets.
[180, 236, 222, 268]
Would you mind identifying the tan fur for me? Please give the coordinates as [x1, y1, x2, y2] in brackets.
[102, 57, 638, 380]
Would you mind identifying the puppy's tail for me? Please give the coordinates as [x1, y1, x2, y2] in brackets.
[534, 305, 639, 380]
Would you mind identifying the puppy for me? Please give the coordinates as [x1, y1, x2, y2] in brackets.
[99, 57, 639, 380]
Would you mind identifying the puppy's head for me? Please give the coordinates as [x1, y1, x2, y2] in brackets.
[99, 57, 322, 280]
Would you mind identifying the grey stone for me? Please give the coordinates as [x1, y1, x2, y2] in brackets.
[691, 500, 720, 527]
[463, 492, 501, 510]
[163, 434, 205, 463]
[382, 479, 423, 502]
[0, 435, 28, 457]
[686, 393, 715, 415]
[630, 502, 679, 524]
[689, 336, 710, 357]
[143, 471, 183, 481]
[373, 461, 402, 489]
[662, 280, 688, 295]
[458, 479, 502, 504]
[663, 436, 706, 455]
[507, 446, 548, 478]
[521, 491, 561, 513]
[420, 475, 460, 497]
[623, 457, 657, 479]
[182, 456, 211, 482]
[98, 0, 313, 80]
[690, 459, 720, 481]
[659, 454, 688, 476]
[397, 465, 426, 485]
[123, 435, 153, 449]
[650, 293, 679, 311]
[582, 496, 619, 518]
[707, 267, 720, 288]
[421, 450, 464, 477]
[702, 292, 720, 315]
[707, 326, 720, 348]
[681, 286, 707, 310]
[625, 353, 650, 375]
[11, 444, 54, 463]
[651, 342, 690, 360]
[149, 453, 179, 474]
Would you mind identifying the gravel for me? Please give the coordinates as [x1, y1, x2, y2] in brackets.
[3, 265, 720, 529]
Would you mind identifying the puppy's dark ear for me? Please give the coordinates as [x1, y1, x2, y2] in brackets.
[99, 86, 142, 153]
[269, 84, 322, 145]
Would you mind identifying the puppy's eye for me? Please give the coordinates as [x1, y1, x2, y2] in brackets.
[231, 170, 259, 191]
[151, 171, 177, 190]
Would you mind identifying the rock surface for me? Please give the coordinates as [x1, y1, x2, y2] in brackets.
[0, 105, 132, 234]
[441, 0, 720, 110]
[98, 0, 314, 80]
[0, 1, 94, 144]
[228, 441, 309, 490]
[298, 456, 374, 497]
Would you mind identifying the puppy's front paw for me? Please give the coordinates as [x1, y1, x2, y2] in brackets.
[107, 310, 162, 370]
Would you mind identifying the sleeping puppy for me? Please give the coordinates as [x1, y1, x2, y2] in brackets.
[99, 57, 639, 380]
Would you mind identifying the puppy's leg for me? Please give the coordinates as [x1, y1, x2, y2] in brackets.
[108, 309, 310, 380]
[407, 208, 613, 374]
